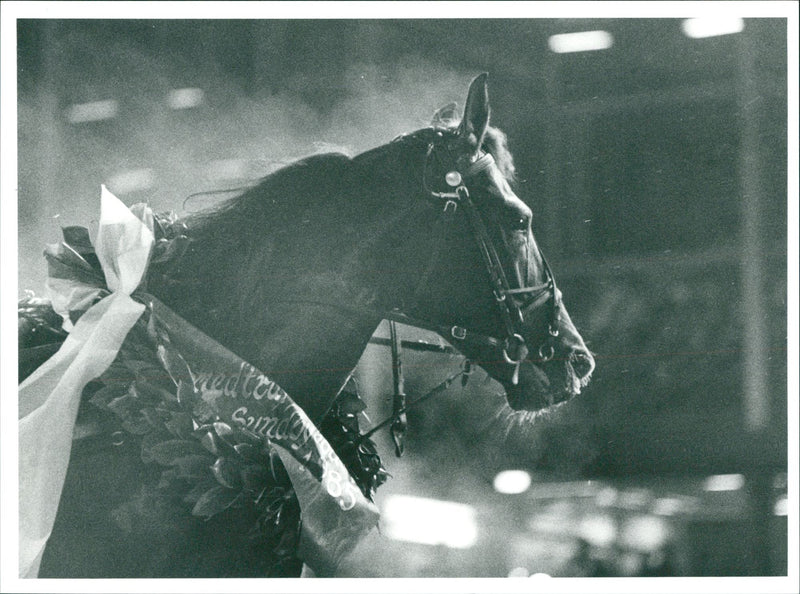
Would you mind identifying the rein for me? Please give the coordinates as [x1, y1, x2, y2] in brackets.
[356, 346, 472, 451]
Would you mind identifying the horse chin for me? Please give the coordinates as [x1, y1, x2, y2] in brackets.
[503, 360, 582, 412]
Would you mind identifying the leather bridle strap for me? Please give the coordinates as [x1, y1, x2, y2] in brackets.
[382, 308, 504, 351]
[266, 297, 509, 354]
[422, 148, 561, 379]
[458, 184, 526, 337]
[357, 360, 469, 445]
[388, 319, 407, 456]
[407, 189, 459, 309]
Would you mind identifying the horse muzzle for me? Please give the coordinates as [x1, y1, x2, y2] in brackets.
[502, 346, 594, 411]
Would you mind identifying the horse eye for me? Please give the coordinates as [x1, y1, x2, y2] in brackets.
[510, 216, 529, 230]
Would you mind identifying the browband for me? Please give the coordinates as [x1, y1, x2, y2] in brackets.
[463, 152, 495, 177]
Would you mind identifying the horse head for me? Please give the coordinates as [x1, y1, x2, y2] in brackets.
[160, 73, 593, 417]
[360, 73, 595, 412]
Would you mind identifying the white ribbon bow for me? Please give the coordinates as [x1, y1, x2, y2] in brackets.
[18, 186, 154, 578]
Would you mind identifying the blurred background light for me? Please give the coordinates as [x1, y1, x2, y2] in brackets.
[595, 486, 618, 507]
[548, 30, 613, 53]
[579, 513, 617, 547]
[703, 473, 745, 492]
[528, 480, 599, 499]
[382, 494, 478, 549]
[66, 99, 118, 124]
[617, 488, 652, 510]
[621, 515, 671, 551]
[167, 87, 205, 110]
[653, 495, 700, 516]
[528, 501, 578, 535]
[681, 17, 744, 39]
[493, 469, 532, 494]
[507, 566, 529, 577]
[773, 496, 787, 516]
[106, 168, 155, 195]
[652, 497, 683, 516]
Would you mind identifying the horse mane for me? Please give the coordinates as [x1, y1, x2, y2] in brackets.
[157, 124, 517, 315]
[150, 152, 356, 324]
[181, 152, 353, 251]
[183, 122, 515, 247]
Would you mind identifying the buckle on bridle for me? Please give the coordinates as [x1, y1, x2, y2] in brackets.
[502, 333, 528, 365]
[502, 333, 529, 386]
[538, 343, 555, 362]
[451, 325, 468, 341]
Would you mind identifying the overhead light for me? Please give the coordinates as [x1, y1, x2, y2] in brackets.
[66, 99, 118, 124]
[681, 18, 744, 39]
[382, 494, 478, 549]
[167, 88, 205, 110]
[548, 30, 613, 54]
[703, 473, 745, 492]
[773, 497, 787, 516]
[493, 470, 532, 494]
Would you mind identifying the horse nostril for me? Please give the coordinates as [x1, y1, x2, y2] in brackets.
[571, 351, 595, 380]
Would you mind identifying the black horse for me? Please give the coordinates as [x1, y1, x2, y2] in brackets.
[24, 74, 594, 577]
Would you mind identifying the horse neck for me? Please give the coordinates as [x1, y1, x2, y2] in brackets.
[238, 299, 383, 423]
[232, 211, 427, 423]
[158, 254, 386, 423]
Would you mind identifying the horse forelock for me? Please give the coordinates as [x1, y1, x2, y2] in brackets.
[481, 127, 516, 181]
[409, 124, 517, 183]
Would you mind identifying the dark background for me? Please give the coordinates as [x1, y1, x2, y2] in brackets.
[17, 18, 789, 578]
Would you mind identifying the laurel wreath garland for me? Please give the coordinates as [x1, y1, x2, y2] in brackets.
[18, 211, 389, 576]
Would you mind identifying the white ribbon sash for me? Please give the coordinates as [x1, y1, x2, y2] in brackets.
[18, 186, 153, 578]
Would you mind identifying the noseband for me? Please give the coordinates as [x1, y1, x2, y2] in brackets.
[384, 137, 562, 385]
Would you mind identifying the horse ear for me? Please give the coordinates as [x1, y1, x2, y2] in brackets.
[458, 73, 490, 151]
[431, 102, 459, 128]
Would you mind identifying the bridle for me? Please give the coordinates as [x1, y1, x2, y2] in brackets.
[273, 131, 566, 454]
[382, 133, 563, 386]
[358, 133, 566, 455]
